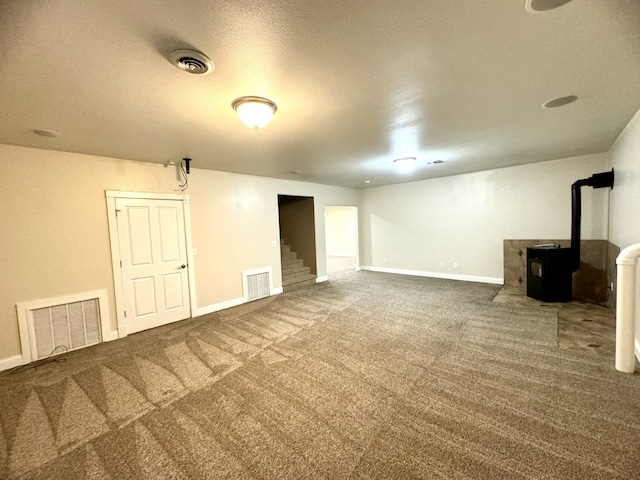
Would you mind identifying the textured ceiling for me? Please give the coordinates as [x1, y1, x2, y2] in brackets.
[1, 0, 639, 188]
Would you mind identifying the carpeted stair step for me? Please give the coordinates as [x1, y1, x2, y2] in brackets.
[280, 253, 300, 266]
[282, 262, 309, 276]
[282, 273, 317, 289]
[282, 268, 313, 283]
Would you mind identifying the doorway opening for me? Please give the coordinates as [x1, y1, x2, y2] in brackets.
[277, 195, 318, 291]
[324, 205, 358, 278]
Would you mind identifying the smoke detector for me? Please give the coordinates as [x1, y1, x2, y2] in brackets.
[169, 49, 214, 75]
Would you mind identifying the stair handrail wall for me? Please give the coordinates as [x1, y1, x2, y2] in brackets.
[615, 242, 640, 373]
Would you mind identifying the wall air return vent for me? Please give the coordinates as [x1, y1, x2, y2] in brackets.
[242, 267, 273, 301]
[17, 289, 112, 363]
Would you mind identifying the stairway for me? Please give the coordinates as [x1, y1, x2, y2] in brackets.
[280, 240, 317, 291]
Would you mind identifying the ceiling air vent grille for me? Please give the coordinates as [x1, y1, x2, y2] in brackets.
[169, 49, 214, 75]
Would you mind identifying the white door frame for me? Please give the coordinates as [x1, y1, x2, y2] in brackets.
[105, 190, 197, 338]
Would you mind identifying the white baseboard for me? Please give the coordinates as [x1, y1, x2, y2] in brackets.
[316, 275, 329, 283]
[355, 266, 362, 271]
[271, 287, 283, 295]
[196, 297, 245, 316]
[636, 339, 640, 364]
[327, 253, 357, 257]
[0, 354, 25, 372]
[359, 266, 503, 285]
[103, 330, 120, 342]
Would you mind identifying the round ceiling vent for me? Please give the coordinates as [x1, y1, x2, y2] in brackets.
[525, 0, 572, 13]
[169, 49, 214, 75]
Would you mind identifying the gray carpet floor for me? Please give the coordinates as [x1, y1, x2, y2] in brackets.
[1, 258, 639, 479]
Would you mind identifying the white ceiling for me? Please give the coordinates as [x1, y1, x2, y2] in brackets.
[1, 0, 639, 188]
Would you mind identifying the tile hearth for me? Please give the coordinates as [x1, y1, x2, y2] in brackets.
[493, 286, 617, 361]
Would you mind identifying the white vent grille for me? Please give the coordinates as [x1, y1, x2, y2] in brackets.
[17, 289, 111, 363]
[242, 268, 272, 301]
[31, 300, 102, 359]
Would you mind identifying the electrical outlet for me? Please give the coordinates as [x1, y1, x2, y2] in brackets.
[440, 261, 445, 267]
[610, 282, 614, 290]
[453, 262, 458, 268]
[384, 257, 388, 263]
[271, 240, 277, 247]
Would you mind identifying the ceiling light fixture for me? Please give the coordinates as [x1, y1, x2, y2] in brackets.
[231, 96, 278, 131]
[393, 157, 417, 172]
[542, 95, 578, 109]
[525, 0, 572, 13]
[33, 129, 61, 137]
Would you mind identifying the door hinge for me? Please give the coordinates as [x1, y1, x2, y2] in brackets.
[124, 310, 127, 318]
[115, 208, 122, 216]
[120, 260, 122, 268]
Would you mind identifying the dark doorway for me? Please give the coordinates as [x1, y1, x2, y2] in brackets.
[278, 195, 317, 275]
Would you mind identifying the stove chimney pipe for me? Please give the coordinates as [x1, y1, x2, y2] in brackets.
[570, 169, 614, 271]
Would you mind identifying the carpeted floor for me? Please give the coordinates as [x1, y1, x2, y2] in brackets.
[1, 258, 639, 479]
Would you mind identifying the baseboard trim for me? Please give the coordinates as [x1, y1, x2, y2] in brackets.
[359, 266, 503, 285]
[636, 339, 640, 364]
[0, 354, 25, 372]
[326, 254, 357, 258]
[316, 275, 329, 283]
[271, 287, 283, 295]
[196, 297, 245, 316]
[103, 330, 120, 342]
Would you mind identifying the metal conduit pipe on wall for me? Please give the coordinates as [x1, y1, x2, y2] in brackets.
[615, 243, 640, 373]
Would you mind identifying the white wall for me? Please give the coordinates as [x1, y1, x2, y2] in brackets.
[359, 153, 610, 281]
[608, 107, 640, 359]
[325, 206, 357, 257]
[0, 144, 358, 364]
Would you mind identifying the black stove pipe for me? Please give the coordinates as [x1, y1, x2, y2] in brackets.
[570, 169, 614, 271]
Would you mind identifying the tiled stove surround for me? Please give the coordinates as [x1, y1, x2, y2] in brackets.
[504, 240, 619, 308]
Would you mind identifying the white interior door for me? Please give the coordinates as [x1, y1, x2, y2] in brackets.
[115, 197, 190, 334]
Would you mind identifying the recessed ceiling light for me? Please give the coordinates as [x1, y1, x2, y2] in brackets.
[363, 180, 371, 184]
[169, 49, 214, 75]
[33, 129, 61, 137]
[526, 0, 572, 13]
[542, 95, 578, 109]
[393, 157, 417, 172]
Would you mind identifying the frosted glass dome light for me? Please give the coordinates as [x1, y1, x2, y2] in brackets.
[231, 96, 278, 131]
[393, 157, 417, 172]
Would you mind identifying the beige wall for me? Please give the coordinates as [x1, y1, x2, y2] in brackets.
[0, 144, 358, 360]
[359, 153, 610, 280]
[325, 206, 357, 257]
[608, 107, 640, 354]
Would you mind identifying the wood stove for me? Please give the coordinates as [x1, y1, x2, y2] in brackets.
[526, 169, 614, 302]
[526, 245, 573, 302]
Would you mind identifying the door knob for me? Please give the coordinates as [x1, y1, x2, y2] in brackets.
[179, 264, 187, 269]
